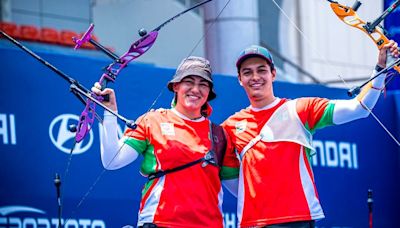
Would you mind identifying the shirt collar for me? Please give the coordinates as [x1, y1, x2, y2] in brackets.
[250, 97, 281, 111]
[171, 108, 206, 122]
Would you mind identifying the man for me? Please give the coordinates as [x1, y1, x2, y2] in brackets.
[222, 41, 399, 227]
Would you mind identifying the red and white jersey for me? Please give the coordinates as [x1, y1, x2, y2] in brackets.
[222, 98, 335, 227]
[124, 108, 237, 228]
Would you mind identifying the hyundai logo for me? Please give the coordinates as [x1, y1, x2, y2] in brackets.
[49, 114, 93, 154]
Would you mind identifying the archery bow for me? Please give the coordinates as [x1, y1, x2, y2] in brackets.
[1, 0, 216, 225]
[327, 0, 400, 96]
[271, 0, 400, 147]
[0, 29, 137, 228]
[326, 0, 400, 146]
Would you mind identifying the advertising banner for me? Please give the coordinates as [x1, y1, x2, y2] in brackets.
[1, 42, 399, 227]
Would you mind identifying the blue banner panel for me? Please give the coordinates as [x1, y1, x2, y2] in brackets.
[384, 0, 400, 44]
[384, 0, 400, 90]
[0, 40, 399, 228]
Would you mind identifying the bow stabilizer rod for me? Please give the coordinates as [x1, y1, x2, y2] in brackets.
[364, 0, 400, 34]
[0, 30, 135, 131]
[73, 24, 120, 61]
[347, 58, 400, 97]
[1, 30, 77, 86]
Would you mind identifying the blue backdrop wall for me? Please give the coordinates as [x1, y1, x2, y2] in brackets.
[384, 0, 400, 90]
[0, 41, 399, 228]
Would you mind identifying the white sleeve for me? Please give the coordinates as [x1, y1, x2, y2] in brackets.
[332, 69, 385, 125]
[222, 178, 238, 198]
[101, 111, 139, 170]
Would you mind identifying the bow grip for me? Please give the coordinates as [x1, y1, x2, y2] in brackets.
[386, 50, 399, 70]
[99, 76, 110, 102]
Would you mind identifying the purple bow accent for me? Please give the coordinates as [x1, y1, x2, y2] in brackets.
[72, 26, 158, 142]
[73, 24, 94, 50]
[75, 98, 96, 142]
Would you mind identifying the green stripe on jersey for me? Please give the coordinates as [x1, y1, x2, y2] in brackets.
[124, 137, 157, 175]
[140, 144, 156, 175]
[306, 102, 335, 134]
[142, 179, 155, 198]
[124, 137, 148, 153]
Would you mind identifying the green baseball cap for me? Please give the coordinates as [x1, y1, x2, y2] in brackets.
[236, 45, 274, 72]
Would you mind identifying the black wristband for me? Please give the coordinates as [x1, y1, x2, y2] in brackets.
[375, 64, 384, 72]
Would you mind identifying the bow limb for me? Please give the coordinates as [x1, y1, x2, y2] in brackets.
[329, 2, 388, 48]
[329, 1, 400, 74]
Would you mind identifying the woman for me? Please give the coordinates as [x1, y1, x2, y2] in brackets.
[92, 56, 238, 228]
